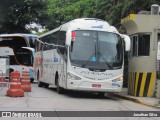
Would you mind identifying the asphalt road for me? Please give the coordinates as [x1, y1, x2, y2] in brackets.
[0, 82, 159, 120]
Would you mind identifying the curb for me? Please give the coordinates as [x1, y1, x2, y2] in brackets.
[113, 93, 160, 108]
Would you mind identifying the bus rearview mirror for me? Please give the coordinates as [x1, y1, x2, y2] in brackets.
[21, 47, 35, 56]
[121, 34, 131, 51]
[66, 30, 72, 45]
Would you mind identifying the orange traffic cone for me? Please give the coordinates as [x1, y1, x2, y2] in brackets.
[21, 70, 31, 92]
[6, 71, 24, 97]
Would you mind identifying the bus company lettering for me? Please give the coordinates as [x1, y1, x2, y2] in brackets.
[80, 71, 113, 76]
[0, 38, 13, 41]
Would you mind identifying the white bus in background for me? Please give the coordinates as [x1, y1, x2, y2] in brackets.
[0, 34, 38, 82]
[34, 18, 130, 96]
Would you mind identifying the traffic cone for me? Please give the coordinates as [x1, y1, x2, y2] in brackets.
[6, 71, 24, 97]
[21, 70, 31, 92]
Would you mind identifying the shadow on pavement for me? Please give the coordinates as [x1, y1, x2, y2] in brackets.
[46, 87, 120, 101]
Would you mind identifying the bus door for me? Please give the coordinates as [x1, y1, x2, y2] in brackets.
[59, 47, 67, 88]
[57, 30, 67, 88]
[56, 48, 66, 88]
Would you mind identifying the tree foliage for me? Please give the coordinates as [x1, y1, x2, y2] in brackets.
[0, 0, 47, 33]
[41, 0, 160, 31]
[45, 0, 96, 29]
[1, 0, 160, 33]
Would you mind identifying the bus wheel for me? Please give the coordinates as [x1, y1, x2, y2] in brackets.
[44, 83, 49, 88]
[57, 80, 64, 94]
[37, 72, 43, 87]
[98, 92, 105, 97]
[38, 81, 44, 87]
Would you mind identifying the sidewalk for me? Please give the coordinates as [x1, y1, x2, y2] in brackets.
[113, 88, 160, 108]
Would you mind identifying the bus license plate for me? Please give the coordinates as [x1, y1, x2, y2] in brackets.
[92, 84, 101, 88]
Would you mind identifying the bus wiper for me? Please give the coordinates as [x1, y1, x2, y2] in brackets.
[105, 61, 113, 69]
[81, 63, 87, 68]
[81, 53, 95, 68]
[98, 52, 113, 69]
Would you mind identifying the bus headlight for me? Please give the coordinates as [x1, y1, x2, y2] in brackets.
[67, 72, 81, 80]
[119, 76, 123, 81]
[112, 76, 123, 82]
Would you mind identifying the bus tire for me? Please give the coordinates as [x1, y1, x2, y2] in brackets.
[44, 83, 49, 88]
[98, 92, 105, 97]
[38, 81, 44, 87]
[57, 80, 64, 94]
[37, 72, 43, 87]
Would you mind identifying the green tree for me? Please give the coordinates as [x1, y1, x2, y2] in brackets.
[0, 0, 47, 33]
[1, 0, 160, 33]
[46, 0, 96, 29]
[94, 0, 160, 31]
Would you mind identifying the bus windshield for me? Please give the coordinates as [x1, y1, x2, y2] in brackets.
[0, 36, 32, 66]
[14, 47, 32, 66]
[70, 30, 123, 70]
[25, 35, 37, 48]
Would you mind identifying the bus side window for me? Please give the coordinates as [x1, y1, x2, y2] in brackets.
[29, 36, 35, 48]
[58, 31, 66, 46]
[57, 31, 66, 55]
[50, 32, 58, 49]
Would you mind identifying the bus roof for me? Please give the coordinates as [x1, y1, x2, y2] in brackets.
[61, 18, 119, 33]
[39, 18, 119, 38]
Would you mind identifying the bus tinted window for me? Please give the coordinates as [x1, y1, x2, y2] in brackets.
[28, 36, 37, 48]
[15, 48, 32, 66]
[24, 34, 38, 48]
[40, 31, 58, 50]
[0, 36, 32, 66]
[50, 31, 58, 44]
[0, 36, 27, 47]
[58, 31, 66, 46]
[10, 56, 18, 65]
[70, 30, 123, 69]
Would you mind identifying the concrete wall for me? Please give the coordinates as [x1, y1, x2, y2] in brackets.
[121, 14, 160, 97]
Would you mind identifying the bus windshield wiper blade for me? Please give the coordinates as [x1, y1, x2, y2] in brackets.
[99, 52, 113, 69]
[81, 63, 87, 68]
[105, 61, 113, 69]
[81, 53, 95, 68]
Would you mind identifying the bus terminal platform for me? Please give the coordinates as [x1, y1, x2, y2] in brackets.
[1, 83, 160, 109]
[113, 88, 160, 108]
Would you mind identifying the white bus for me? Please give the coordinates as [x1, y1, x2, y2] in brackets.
[0, 34, 38, 82]
[34, 18, 130, 96]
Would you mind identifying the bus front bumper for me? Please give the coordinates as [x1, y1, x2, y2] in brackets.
[67, 80, 123, 93]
